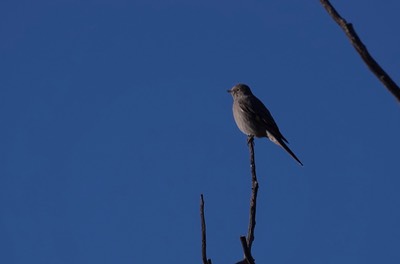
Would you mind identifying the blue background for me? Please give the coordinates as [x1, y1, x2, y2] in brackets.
[1, 1, 400, 263]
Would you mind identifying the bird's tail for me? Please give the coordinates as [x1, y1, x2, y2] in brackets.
[276, 138, 303, 166]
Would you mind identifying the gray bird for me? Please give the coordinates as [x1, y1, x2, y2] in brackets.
[228, 83, 303, 166]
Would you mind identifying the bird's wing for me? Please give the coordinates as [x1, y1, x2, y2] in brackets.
[239, 96, 288, 143]
[238, 95, 302, 165]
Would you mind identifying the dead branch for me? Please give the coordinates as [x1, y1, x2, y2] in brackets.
[236, 136, 259, 264]
[320, 0, 400, 102]
[200, 194, 212, 264]
[246, 136, 259, 251]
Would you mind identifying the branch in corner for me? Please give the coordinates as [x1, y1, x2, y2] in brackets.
[320, 0, 400, 102]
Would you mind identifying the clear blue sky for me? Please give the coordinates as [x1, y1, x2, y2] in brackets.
[1, 1, 400, 263]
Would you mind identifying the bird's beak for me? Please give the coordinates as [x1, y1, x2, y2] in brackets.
[227, 89, 232, 93]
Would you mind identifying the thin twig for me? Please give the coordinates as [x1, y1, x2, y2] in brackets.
[200, 194, 212, 264]
[320, 0, 400, 102]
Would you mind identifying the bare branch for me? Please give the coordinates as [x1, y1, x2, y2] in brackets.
[200, 194, 212, 264]
[237, 136, 259, 264]
[320, 0, 400, 102]
[246, 136, 259, 251]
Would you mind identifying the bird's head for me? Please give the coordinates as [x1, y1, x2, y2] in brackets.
[227, 83, 253, 98]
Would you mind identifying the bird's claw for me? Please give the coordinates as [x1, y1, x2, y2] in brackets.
[247, 135, 254, 145]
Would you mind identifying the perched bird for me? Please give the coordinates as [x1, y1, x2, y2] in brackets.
[228, 83, 303, 166]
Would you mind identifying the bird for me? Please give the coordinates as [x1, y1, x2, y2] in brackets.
[227, 83, 303, 166]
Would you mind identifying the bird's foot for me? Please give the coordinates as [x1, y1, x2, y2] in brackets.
[247, 135, 254, 145]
